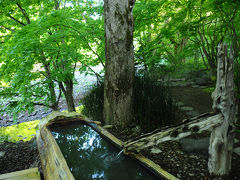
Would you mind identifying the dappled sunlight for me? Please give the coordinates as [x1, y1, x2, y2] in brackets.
[0, 105, 83, 143]
[0, 80, 9, 87]
[0, 120, 39, 143]
[61, 105, 84, 114]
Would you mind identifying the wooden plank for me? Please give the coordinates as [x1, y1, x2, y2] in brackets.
[129, 153, 179, 180]
[92, 124, 178, 180]
[38, 111, 84, 129]
[36, 126, 75, 180]
[0, 168, 40, 180]
[93, 125, 123, 147]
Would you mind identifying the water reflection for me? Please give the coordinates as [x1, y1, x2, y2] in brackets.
[51, 124, 160, 180]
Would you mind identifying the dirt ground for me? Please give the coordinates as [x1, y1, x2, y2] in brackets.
[172, 86, 213, 114]
[0, 138, 41, 176]
[110, 127, 240, 180]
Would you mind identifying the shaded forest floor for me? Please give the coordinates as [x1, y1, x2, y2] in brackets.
[0, 138, 41, 176]
[110, 127, 240, 180]
[172, 86, 212, 115]
[109, 84, 240, 179]
[1, 83, 240, 179]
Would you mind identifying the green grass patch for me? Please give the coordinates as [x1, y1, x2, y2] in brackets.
[61, 105, 85, 114]
[0, 120, 39, 143]
[0, 106, 85, 143]
[203, 87, 215, 93]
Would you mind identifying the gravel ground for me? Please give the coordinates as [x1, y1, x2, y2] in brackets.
[141, 140, 240, 180]
[110, 127, 240, 180]
[0, 138, 41, 175]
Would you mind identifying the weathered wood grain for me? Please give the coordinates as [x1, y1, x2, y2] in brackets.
[0, 168, 40, 180]
[37, 126, 75, 180]
[124, 113, 223, 152]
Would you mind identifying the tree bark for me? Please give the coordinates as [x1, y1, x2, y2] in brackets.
[49, 82, 59, 111]
[41, 56, 59, 111]
[208, 43, 238, 175]
[124, 113, 222, 153]
[59, 80, 76, 112]
[64, 80, 75, 112]
[103, 0, 135, 128]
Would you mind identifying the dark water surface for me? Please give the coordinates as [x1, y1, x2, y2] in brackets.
[51, 123, 160, 180]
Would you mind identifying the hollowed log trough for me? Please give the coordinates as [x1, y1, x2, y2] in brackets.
[36, 112, 178, 180]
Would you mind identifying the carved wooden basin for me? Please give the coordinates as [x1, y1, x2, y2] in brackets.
[36, 112, 178, 180]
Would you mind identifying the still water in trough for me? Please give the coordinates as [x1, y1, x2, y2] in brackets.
[51, 123, 160, 180]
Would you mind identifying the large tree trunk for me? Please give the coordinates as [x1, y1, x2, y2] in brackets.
[59, 80, 76, 112]
[65, 80, 75, 112]
[48, 81, 59, 111]
[41, 56, 59, 111]
[103, 0, 135, 128]
[208, 43, 238, 175]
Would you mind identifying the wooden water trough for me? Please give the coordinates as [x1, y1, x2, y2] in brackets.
[36, 111, 179, 180]
[0, 168, 40, 180]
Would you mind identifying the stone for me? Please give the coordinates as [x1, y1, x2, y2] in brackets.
[233, 147, 240, 156]
[177, 173, 181, 178]
[103, 125, 113, 129]
[192, 85, 201, 88]
[186, 111, 200, 117]
[234, 138, 239, 144]
[180, 106, 194, 111]
[176, 102, 184, 107]
[179, 137, 209, 155]
[150, 147, 162, 154]
[0, 151, 5, 157]
[185, 81, 195, 86]
[189, 173, 194, 177]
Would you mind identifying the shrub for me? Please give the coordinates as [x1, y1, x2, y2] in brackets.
[80, 81, 104, 123]
[80, 73, 177, 132]
[133, 73, 177, 132]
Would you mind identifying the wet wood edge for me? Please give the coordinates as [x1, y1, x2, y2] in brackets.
[37, 112, 79, 180]
[36, 126, 75, 180]
[0, 168, 40, 180]
[128, 153, 179, 180]
[37, 111, 178, 180]
[88, 122, 178, 180]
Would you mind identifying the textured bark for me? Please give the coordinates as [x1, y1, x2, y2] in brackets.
[103, 0, 135, 128]
[208, 43, 238, 175]
[59, 80, 75, 112]
[64, 80, 75, 112]
[48, 82, 59, 111]
[41, 56, 59, 111]
[36, 126, 75, 180]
